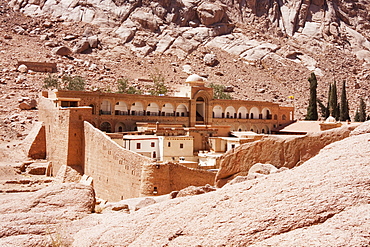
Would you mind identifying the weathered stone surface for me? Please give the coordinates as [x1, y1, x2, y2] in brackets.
[350, 121, 370, 136]
[216, 125, 356, 187]
[87, 35, 99, 48]
[67, 133, 370, 246]
[175, 184, 216, 198]
[204, 53, 218, 66]
[131, 9, 159, 31]
[25, 162, 49, 175]
[52, 46, 72, 56]
[197, 2, 225, 26]
[0, 183, 95, 246]
[134, 198, 156, 211]
[17, 64, 28, 73]
[73, 38, 90, 53]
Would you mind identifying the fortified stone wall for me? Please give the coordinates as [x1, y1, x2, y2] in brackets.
[39, 97, 70, 175]
[84, 122, 151, 201]
[140, 162, 216, 196]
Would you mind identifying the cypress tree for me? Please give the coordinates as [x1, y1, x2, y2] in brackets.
[354, 108, 360, 122]
[305, 72, 318, 120]
[329, 81, 339, 120]
[339, 80, 350, 121]
[324, 84, 331, 119]
[359, 98, 366, 122]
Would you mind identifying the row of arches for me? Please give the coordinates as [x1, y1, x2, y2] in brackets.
[100, 122, 126, 133]
[231, 124, 271, 134]
[100, 100, 189, 117]
[213, 105, 274, 120]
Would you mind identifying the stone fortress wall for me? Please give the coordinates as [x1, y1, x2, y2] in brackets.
[140, 162, 216, 196]
[84, 122, 150, 201]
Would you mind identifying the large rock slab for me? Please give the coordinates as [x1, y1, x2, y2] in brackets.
[67, 133, 370, 246]
[0, 183, 95, 246]
[215, 125, 356, 187]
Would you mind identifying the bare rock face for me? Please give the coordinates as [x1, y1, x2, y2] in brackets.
[66, 133, 370, 246]
[215, 125, 356, 187]
[197, 1, 226, 26]
[175, 184, 216, 198]
[52, 46, 72, 56]
[0, 183, 95, 246]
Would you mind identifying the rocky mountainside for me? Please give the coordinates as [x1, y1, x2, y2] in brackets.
[1, 0, 370, 141]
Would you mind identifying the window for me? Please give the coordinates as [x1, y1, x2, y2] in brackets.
[152, 151, 156, 158]
[180, 143, 184, 149]
[136, 143, 141, 149]
[151, 142, 155, 147]
[231, 144, 235, 149]
[168, 142, 171, 147]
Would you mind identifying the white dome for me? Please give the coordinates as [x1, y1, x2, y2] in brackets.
[186, 74, 203, 82]
[325, 116, 336, 123]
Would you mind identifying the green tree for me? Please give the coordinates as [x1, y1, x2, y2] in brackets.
[329, 81, 339, 120]
[117, 78, 128, 93]
[126, 86, 142, 94]
[305, 72, 318, 120]
[209, 83, 232, 99]
[359, 98, 367, 122]
[65, 75, 85, 91]
[354, 108, 360, 122]
[43, 74, 60, 89]
[339, 80, 350, 121]
[149, 69, 168, 96]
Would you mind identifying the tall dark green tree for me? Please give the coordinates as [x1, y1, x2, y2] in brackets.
[339, 80, 350, 121]
[359, 98, 367, 122]
[354, 108, 360, 122]
[305, 72, 318, 120]
[329, 81, 339, 120]
[323, 84, 331, 119]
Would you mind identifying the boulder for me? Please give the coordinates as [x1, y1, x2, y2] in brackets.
[197, 2, 225, 26]
[175, 184, 216, 198]
[52, 46, 72, 56]
[88, 35, 99, 48]
[204, 53, 218, 66]
[25, 162, 50, 175]
[350, 121, 370, 136]
[130, 9, 159, 31]
[248, 163, 278, 175]
[73, 38, 90, 53]
[19, 99, 37, 110]
[17, 64, 28, 73]
[216, 125, 356, 187]
[134, 198, 157, 211]
[0, 183, 95, 246]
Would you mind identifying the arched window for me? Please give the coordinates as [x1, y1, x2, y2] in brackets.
[101, 100, 111, 115]
[162, 103, 174, 116]
[115, 101, 128, 115]
[176, 104, 188, 117]
[100, 122, 112, 133]
[250, 107, 260, 119]
[212, 105, 223, 118]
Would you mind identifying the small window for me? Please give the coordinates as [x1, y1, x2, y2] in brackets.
[151, 142, 155, 147]
[153, 151, 156, 158]
[180, 143, 184, 149]
[168, 142, 171, 147]
[231, 144, 235, 149]
[136, 143, 141, 149]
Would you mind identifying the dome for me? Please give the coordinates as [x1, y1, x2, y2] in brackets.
[186, 74, 204, 83]
[325, 115, 336, 123]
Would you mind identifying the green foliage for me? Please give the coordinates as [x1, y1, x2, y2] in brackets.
[359, 98, 367, 122]
[43, 74, 60, 89]
[354, 108, 360, 122]
[149, 69, 168, 96]
[63, 75, 85, 91]
[117, 78, 128, 93]
[339, 80, 350, 121]
[305, 72, 318, 120]
[329, 81, 339, 120]
[317, 99, 328, 118]
[126, 86, 142, 94]
[209, 83, 232, 100]
[43, 74, 85, 91]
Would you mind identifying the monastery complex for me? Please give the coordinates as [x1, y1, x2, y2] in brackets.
[34, 75, 295, 201]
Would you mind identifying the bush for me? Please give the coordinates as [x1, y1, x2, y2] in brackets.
[209, 83, 232, 99]
[43, 74, 60, 89]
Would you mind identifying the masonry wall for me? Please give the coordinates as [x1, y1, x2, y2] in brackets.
[84, 122, 151, 201]
[39, 97, 70, 175]
[140, 162, 216, 196]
